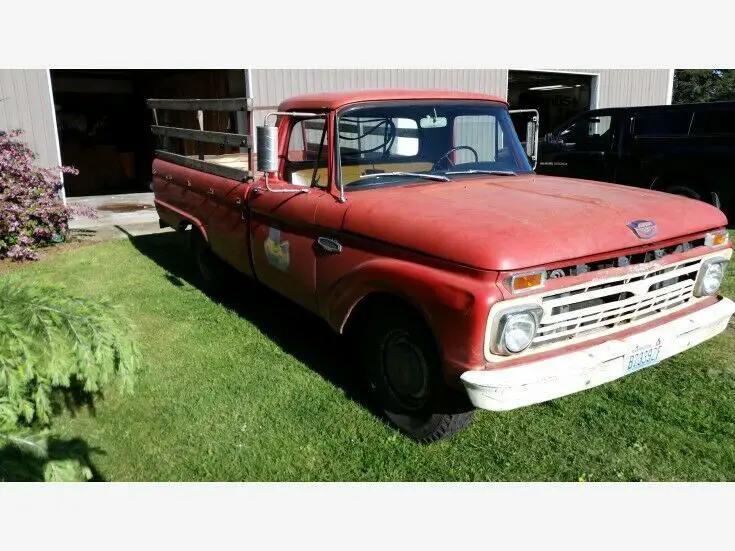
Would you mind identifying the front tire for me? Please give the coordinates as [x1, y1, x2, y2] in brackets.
[356, 301, 475, 443]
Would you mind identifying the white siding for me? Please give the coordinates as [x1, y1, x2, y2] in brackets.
[251, 69, 671, 114]
[549, 69, 672, 108]
[0, 69, 60, 169]
[1, 68, 672, 169]
[250, 69, 508, 132]
[598, 69, 672, 107]
[248, 69, 671, 146]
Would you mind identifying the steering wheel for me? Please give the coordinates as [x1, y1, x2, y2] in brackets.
[432, 146, 479, 171]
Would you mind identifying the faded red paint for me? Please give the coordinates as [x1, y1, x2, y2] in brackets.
[277, 89, 508, 112]
[336, 174, 728, 272]
[152, 90, 731, 389]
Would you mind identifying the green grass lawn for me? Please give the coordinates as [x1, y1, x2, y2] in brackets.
[3, 231, 735, 481]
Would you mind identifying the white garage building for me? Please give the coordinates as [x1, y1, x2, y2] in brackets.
[0, 69, 674, 199]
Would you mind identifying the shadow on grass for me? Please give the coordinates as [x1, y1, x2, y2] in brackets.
[126, 230, 380, 418]
[50, 379, 99, 419]
[0, 436, 105, 482]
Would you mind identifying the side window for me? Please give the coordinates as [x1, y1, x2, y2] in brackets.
[557, 114, 613, 151]
[286, 118, 328, 188]
[691, 109, 735, 135]
[633, 110, 692, 136]
[453, 115, 505, 163]
[287, 118, 327, 162]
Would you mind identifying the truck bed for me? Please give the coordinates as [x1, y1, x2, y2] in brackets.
[192, 152, 251, 171]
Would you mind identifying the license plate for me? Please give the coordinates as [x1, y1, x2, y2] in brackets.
[625, 338, 663, 373]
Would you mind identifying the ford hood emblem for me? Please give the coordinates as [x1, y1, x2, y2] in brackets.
[627, 219, 658, 239]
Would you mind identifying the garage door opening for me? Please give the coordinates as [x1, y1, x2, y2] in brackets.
[51, 69, 248, 198]
[508, 70, 596, 140]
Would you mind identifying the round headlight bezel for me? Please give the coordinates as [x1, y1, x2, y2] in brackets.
[492, 305, 543, 356]
[694, 257, 728, 297]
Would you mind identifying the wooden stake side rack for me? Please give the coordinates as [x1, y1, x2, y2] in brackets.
[147, 97, 255, 182]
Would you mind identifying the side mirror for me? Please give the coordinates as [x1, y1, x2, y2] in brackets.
[525, 120, 538, 159]
[256, 125, 279, 173]
[509, 108, 540, 170]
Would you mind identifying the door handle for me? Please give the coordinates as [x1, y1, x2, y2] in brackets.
[317, 237, 342, 254]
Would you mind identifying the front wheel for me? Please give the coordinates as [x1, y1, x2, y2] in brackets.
[356, 302, 475, 443]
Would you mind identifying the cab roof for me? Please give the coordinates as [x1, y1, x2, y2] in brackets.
[277, 89, 508, 112]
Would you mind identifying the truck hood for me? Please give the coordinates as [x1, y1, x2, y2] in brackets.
[341, 174, 728, 271]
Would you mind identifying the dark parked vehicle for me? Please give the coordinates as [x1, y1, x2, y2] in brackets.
[536, 101, 735, 218]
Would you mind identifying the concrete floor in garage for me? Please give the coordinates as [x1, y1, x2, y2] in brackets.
[67, 192, 173, 242]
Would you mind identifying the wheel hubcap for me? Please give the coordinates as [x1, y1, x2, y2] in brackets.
[381, 332, 430, 410]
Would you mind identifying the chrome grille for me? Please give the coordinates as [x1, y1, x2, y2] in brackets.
[533, 258, 703, 347]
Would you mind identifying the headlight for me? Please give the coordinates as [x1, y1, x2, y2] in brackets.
[694, 257, 728, 297]
[492, 306, 543, 355]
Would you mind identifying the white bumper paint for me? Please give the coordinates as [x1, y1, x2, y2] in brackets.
[460, 297, 735, 411]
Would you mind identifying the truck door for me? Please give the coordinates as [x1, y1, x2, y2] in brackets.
[541, 110, 618, 182]
[247, 115, 331, 314]
[248, 188, 323, 313]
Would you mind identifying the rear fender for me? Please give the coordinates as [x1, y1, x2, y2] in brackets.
[154, 198, 209, 241]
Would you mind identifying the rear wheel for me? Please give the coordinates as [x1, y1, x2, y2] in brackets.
[190, 229, 231, 296]
[355, 300, 475, 443]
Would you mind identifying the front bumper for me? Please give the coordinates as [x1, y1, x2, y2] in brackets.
[460, 297, 735, 411]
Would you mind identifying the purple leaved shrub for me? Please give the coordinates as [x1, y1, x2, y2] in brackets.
[0, 129, 96, 261]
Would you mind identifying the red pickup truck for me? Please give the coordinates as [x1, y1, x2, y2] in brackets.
[148, 89, 734, 443]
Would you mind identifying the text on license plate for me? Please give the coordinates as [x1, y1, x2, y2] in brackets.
[625, 339, 663, 373]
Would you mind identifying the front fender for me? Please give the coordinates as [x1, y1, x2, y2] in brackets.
[324, 258, 502, 376]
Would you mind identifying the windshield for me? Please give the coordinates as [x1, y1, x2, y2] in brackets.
[337, 100, 533, 190]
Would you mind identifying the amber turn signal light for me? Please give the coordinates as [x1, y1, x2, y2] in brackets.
[510, 271, 547, 294]
[705, 230, 729, 248]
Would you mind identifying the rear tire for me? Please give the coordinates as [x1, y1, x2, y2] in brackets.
[190, 229, 231, 296]
[354, 300, 475, 443]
